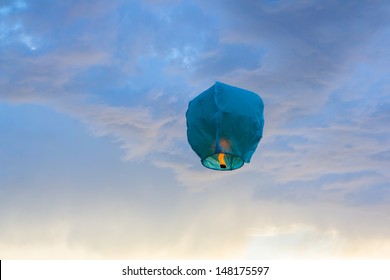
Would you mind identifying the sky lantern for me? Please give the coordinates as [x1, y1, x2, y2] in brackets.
[186, 82, 264, 171]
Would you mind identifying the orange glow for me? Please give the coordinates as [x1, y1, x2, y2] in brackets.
[219, 138, 230, 150]
[218, 153, 227, 168]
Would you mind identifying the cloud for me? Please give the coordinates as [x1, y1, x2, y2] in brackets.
[198, 0, 390, 114]
[1, 183, 390, 259]
[61, 102, 182, 160]
[1, 0, 389, 190]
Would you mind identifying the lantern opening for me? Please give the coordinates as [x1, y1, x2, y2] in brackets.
[201, 153, 244, 171]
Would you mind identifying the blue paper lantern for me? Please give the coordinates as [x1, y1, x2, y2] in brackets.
[186, 82, 264, 171]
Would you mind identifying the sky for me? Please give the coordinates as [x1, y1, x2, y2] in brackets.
[0, 0, 390, 259]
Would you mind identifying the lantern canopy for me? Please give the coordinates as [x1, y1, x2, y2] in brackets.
[186, 82, 264, 171]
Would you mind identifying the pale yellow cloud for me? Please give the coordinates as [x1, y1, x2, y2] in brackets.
[1, 184, 389, 259]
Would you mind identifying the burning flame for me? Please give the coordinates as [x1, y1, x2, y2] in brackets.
[218, 153, 226, 168]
